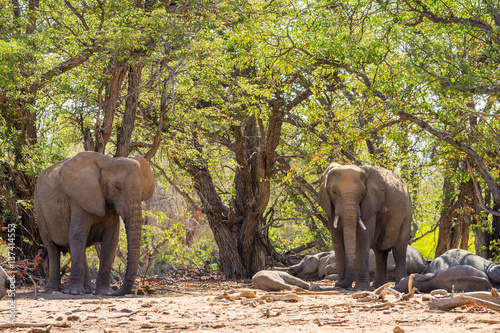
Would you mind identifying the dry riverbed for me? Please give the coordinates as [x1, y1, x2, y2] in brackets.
[2, 278, 500, 332]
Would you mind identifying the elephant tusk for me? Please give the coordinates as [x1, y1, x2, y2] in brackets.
[333, 215, 339, 228]
[358, 217, 367, 230]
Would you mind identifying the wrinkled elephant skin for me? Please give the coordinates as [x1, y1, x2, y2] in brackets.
[394, 265, 492, 293]
[325, 246, 427, 280]
[318, 163, 412, 289]
[280, 246, 427, 282]
[279, 252, 333, 280]
[424, 249, 500, 287]
[252, 270, 320, 292]
[34, 152, 154, 296]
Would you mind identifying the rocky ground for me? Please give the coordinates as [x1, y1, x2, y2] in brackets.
[2, 277, 500, 332]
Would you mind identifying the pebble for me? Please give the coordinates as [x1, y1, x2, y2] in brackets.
[117, 321, 129, 325]
[56, 317, 63, 321]
[121, 308, 133, 313]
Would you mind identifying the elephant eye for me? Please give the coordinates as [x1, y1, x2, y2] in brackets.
[114, 184, 121, 191]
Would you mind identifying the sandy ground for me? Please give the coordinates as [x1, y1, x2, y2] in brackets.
[2, 278, 500, 333]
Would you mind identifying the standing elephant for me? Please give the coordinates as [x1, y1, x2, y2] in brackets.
[318, 163, 412, 289]
[34, 152, 154, 296]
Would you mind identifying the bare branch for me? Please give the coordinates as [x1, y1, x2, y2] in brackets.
[29, 41, 106, 93]
[398, 111, 500, 204]
[64, 0, 90, 31]
[466, 160, 500, 216]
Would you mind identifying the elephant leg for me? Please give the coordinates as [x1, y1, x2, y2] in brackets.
[95, 220, 120, 295]
[392, 237, 409, 284]
[44, 241, 61, 292]
[354, 232, 371, 290]
[83, 255, 93, 293]
[373, 249, 389, 288]
[330, 229, 346, 287]
[63, 218, 89, 295]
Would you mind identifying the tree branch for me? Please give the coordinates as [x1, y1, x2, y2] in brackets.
[29, 41, 106, 93]
[398, 111, 500, 205]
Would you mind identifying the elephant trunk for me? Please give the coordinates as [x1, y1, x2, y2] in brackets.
[112, 201, 142, 296]
[340, 198, 360, 288]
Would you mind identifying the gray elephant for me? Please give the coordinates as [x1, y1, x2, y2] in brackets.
[252, 270, 320, 292]
[281, 246, 427, 281]
[318, 163, 412, 289]
[279, 252, 333, 280]
[423, 249, 500, 287]
[34, 152, 154, 296]
[325, 246, 428, 281]
[394, 265, 493, 293]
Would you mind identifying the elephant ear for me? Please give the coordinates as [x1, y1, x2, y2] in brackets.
[60, 152, 111, 217]
[318, 163, 339, 218]
[132, 156, 155, 201]
[360, 165, 386, 220]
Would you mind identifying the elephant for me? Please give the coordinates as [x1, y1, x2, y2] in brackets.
[325, 245, 427, 281]
[318, 163, 412, 289]
[252, 270, 320, 292]
[0, 266, 12, 299]
[34, 151, 154, 296]
[276, 252, 333, 280]
[279, 246, 427, 281]
[423, 249, 500, 287]
[394, 265, 493, 293]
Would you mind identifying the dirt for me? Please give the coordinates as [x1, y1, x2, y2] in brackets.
[2, 277, 500, 333]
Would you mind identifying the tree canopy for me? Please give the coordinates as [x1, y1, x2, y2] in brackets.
[1, 0, 499, 278]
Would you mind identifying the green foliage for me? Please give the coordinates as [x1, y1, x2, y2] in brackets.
[2, 0, 500, 272]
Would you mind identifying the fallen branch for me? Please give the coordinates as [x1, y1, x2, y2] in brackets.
[460, 295, 500, 312]
[28, 275, 37, 300]
[428, 290, 500, 311]
[379, 287, 403, 300]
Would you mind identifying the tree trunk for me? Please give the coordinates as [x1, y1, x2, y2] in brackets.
[173, 109, 285, 279]
[487, 203, 500, 259]
[173, 133, 246, 278]
[435, 163, 458, 257]
[93, 58, 128, 153]
[115, 62, 144, 157]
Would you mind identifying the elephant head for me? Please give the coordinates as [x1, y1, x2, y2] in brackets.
[59, 151, 154, 295]
[318, 163, 386, 287]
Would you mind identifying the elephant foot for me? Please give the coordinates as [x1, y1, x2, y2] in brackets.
[62, 284, 85, 296]
[44, 281, 61, 293]
[372, 279, 387, 289]
[335, 280, 353, 289]
[95, 286, 115, 296]
[84, 280, 93, 293]
[353, 281, 371, 291]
